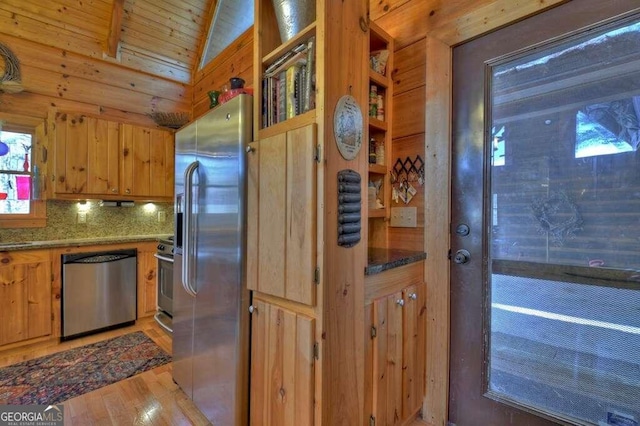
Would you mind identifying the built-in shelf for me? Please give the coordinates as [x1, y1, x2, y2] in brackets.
[369, 164, 387, 174]
[369, 209, 386, 218]
[369, 117, 388, 131]
[262, 22, 317, 66]
[369, 69, 388, 88]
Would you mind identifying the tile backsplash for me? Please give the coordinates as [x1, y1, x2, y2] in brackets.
[0, 200, 174, 242]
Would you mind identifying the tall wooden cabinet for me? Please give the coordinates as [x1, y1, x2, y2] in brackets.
[0, 250, 51, 346]
[52, 114, 174, 201]
[250, 0, 371, 425]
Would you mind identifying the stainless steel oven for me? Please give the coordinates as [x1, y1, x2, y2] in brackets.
[154, 236, 174, 333]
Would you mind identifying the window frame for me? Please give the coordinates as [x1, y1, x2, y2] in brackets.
[0, 122, 46, 228]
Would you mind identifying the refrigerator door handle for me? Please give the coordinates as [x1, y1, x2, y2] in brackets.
[182, 160, 199, 297]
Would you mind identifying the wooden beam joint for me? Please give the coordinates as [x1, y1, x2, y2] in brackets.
[106, 0, 125, 58]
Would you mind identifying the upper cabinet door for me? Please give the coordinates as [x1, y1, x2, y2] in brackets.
[54, 113, 89, 194]
[87, 117, 120, 195]
[121, 124, 174, 199]
[247, 123, 317, 306]
[54, 113, 120, 196]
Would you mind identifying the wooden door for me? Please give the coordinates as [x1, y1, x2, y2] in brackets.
[121, 124, 174, 199]
[250, 299, 315, 426]
[401, 283, 426, 419]
[54, 113, 88, 194]
[54, 114, 120, 196]
[371, 291, 404, 425]
[86, 117, 120, 195]
[248, 123, 317, 305]
[451, 2, 640, 424]
[137, 243, 157, 318]
[0, 250, 51, 345]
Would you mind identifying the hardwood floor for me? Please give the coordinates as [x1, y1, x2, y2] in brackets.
[1, 322, 435, 425]
[0, 317, 212, 426]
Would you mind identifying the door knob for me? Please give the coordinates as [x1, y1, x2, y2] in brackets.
[396, 299, 405, 307]
[453, 249, 471, 264]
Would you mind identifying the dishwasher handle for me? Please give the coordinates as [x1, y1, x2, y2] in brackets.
[62, 249, 137, 264]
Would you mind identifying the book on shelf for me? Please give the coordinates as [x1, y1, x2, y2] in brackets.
[262, 36, 316, 127]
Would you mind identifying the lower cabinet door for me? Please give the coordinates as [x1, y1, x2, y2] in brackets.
[369, 283, 427, 425]
[250, 299, 315, 426]
[0, 250, 51, 346]
[371, 291, 404, 425]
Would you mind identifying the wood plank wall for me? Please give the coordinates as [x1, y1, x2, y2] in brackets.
[0, 2, 196, 128]
[191, 27, 254, 119]
[389, 38, 426, 251]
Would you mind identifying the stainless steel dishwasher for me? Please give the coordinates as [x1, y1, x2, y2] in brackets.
[62, 248, 137, 340]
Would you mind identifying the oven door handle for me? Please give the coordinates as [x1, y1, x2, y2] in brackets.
[153, 253, 174, 263]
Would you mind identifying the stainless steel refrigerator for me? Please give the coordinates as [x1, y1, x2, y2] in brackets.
[173, 94, 252, 425]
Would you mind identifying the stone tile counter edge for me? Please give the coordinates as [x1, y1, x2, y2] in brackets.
[0, 234, 171, 251]
[366, 248, 427, 275]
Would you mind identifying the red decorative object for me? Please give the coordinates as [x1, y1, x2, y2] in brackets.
[23, 153, 29, 171]
[219, 88, 253, 104]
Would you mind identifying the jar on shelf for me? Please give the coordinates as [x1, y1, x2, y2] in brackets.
[376, 94, 384, 121]
[369, 138, 377, 164]
[369, 85, 378, 118]
[376, 141, 385, 165]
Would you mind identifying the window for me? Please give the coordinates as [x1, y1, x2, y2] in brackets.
[199, 0, 254, 69]
[0, 122, 46, 228]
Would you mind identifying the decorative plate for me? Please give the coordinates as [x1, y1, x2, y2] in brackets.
[333, 95, 363, 161]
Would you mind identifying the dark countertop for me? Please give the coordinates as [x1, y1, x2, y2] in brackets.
[0, 234, 170, 252]
[366, 247, 427, 275]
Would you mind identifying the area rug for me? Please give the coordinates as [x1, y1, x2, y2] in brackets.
[0, 331, 171, 405]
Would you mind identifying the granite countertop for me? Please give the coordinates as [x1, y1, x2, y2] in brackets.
[0, 234, 171, 251]
[366, 247, 427, 275]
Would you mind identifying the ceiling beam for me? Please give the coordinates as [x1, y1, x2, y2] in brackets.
[106, 0, 125, 58]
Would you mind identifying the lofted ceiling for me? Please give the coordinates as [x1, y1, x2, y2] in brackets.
[1, 0, 216, 83]
[0, 0, 237, 124]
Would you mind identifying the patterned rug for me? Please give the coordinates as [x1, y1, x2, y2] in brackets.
[0, 331, 171, 405]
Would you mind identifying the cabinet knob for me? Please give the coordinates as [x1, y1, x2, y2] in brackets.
[245, 146, 255, 153]
[249, 305, 257, 314]
[396, 299, 405, 307]
[111, 188, 117, 193]
[408, 293, 417, 300]
[125, 188, 131, 194]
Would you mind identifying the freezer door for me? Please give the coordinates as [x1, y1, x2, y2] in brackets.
[171, 253, 194, 398]
[192, 95, 252, 425]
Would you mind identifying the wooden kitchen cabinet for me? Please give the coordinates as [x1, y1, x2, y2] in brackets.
[53, 113, 174, 201]
[246, 123, 317, 306]
[54, 113, 120, 196]
[0, 250, 51, 346]
[121, 124, 174, 200]
[250, 298, 315, 426]
[137, 242, 158, 318]
[368, 282, 426, 425]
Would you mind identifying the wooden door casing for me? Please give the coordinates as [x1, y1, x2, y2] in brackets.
[250, 299, 315, 426]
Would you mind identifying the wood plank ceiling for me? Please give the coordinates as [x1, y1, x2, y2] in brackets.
[0, 0, 219, 124]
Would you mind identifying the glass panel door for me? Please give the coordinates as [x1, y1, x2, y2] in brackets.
[488, 16, 640, 425]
